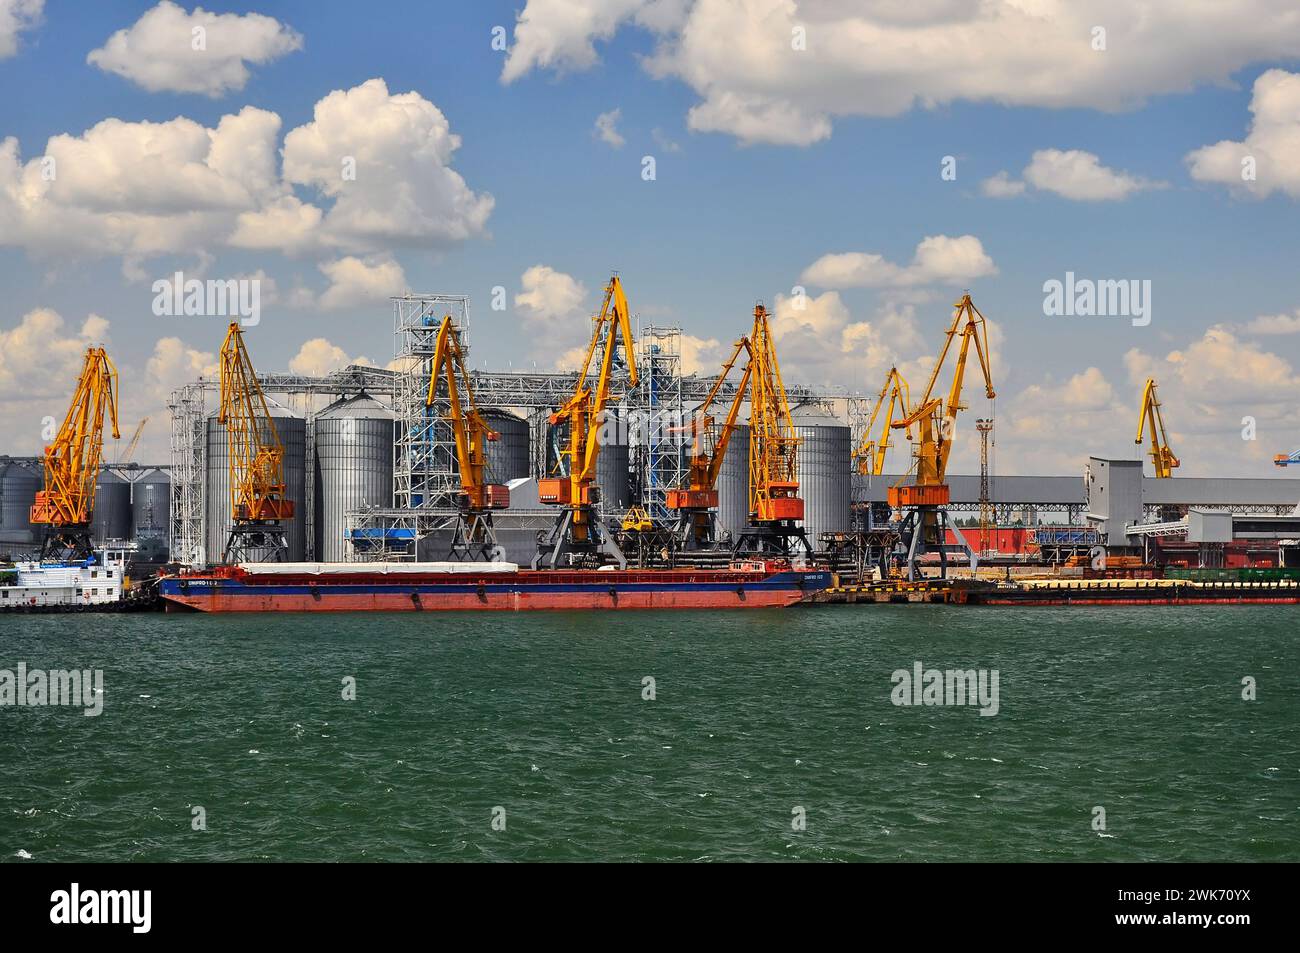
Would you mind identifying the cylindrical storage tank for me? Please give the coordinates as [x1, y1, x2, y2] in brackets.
[714, 424, 750, 542]
[313, 394, 394, 563]
[131, 469, 170, 540]
[206, 401, 307, 563]
[481, 409, 530, 483]
[791, 405, 852, 548]
[0, 460, 40, 545]
[92, 469, 132, 543]
[594, 410, 631, 515]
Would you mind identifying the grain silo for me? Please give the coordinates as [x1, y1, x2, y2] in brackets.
[482, 409, 530, 482]
[594, 409, 632, 516]
[713, 423, 750, 543]
[313, 393, 394, 563]
[0, 459, 39, 546]
[791, 405, 852, 547]
[206, 400, 306, 563]
[92, 469, 132, 543]
[131, 469, 171, 540]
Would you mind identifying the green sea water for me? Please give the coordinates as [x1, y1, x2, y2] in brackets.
[2, 606, 1297, 862]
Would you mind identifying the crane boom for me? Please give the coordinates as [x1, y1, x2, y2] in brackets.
[534, 274, 639, 568]
[31, 346, 120, 558]
[729, 303, 812, 557]
[116, 417, 148, 465]
[854, 366, 910, 476]
[892, 294, 996, 493]
[887, 294, 996, 580]
[1136, 378, 1179, 478]
[747, 304, 801, 523]
[427, 314, 506, 508]
[218, 322, 293, 562]
[426, 315, 509, 560]
[665, 335, 753, 548]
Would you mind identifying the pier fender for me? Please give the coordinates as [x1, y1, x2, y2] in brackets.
[477, 583, 487, 603]
[309, 583, 321, 602]
[410, 591, 422, 610]
[735, 585, 746, 601]
[608, 586, 618, 603]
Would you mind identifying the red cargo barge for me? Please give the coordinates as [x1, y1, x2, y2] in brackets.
[158, 560, 832, 612]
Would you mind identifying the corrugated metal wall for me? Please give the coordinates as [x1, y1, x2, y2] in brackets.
[482, 409, 530, 483]
[312, 395, 394, 563]
[792, 406, 851, 545]
[131, 469, 171, 539]
[92, 469, 132, 542]
[0, 461, 39, 545]
[715, 424, 750, 542]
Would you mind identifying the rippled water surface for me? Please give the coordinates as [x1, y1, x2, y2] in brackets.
[2, 606, 1297, 861]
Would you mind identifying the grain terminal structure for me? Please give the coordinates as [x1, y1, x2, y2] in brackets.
[144, 292, 1300, 569]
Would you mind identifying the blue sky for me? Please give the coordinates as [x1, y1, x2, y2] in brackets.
[2, 1, 1299, 474]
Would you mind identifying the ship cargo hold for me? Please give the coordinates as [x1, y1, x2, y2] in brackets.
[159, 560, 831, 612]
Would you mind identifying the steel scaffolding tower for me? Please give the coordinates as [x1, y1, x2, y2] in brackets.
[633, 326, 684, 524]
[393, 294, 467, 511]
[167, 382, 207, 567]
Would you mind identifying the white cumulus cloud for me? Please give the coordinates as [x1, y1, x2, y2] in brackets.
[983, 150, 1162, 201]
[315, 255, 407, 310]
[503, 1, 1300, 146]
[0, 0, 41, 59]
[1186, 69, 1300, 199]
[88, 1, 302, 97]
[515, 265, 588, 324]
[594, 108, 626, 148]
[0, 79, 493, 264]
[801, 235, 996, 289]
[288, 338, 374, 377]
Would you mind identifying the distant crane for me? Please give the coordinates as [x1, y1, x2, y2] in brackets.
[854, 366, 911, 476]
[665, 334, 754, 549]
[218, 322, 294, 563]
[534, 274, 639, 568]
[734, 303, 810, 557]
[1135, 378, 1179, 478]
[889, 293, 996, 579]
[425, 313, 509, 560]
[115, 416, 149, 465]
[1275, 448, 1300, 467]
[30, 346, 120, 561]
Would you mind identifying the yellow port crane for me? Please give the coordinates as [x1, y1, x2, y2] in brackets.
[426, 314, 509, 560]
[889, 293, 995, 578]
[30, 346, 120, 560]
[734, 303, 810, 556]
[534, 274, 639, 568]
[1135, 378, 1179, 478]
[218, 322, 294, 563]
[854, 366, 910, 477]
[665, 334, 754, 549]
